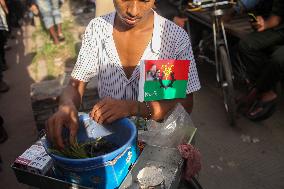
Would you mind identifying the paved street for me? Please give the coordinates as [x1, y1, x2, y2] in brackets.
[0, 1, 284, 189]
[192, 62, 284, 189]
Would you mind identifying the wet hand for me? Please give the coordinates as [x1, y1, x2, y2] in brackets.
[89, 97, 133, 124]
[45, 104, 79, 149]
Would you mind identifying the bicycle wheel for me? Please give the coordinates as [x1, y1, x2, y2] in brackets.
[218, 45, 236, 126]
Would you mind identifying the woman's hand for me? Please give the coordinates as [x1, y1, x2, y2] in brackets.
[45, 104, 79, 149]
[89, 97, 135, 124]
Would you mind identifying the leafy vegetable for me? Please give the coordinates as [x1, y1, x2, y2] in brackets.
[49, 137, 118, 159]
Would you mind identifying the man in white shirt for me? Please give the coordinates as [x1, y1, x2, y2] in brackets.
[46, 0, 201, 148]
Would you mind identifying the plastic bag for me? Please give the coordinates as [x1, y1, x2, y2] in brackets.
[139, 103, 196, 148]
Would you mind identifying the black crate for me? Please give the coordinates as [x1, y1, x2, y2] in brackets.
[11, 164, 91, 189]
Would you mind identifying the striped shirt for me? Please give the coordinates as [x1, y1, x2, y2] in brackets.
[0, 5, 8, 31]
[71, 11, 201, 100]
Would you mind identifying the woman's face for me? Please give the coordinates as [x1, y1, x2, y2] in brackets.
[113, 0, 155, 28]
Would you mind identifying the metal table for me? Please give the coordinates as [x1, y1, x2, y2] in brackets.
[12, 126, 200, 189]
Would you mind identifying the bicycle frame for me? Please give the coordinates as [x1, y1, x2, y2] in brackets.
[185, 0, 237, 125]
[207, 0, 237, 125]
[211, 1, 233, 84]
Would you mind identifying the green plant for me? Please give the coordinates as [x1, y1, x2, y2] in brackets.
[49, 138, 89, 159]
[49, 137, 118, 159]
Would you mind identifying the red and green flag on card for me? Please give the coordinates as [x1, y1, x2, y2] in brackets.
[138, 60, 190, 101]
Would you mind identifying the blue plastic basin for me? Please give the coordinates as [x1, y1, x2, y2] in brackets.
[43, 113, 139, 189]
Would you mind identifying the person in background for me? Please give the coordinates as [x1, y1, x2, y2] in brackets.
[45, 0, 200, 148]
[0, 115, 8, 174]
[222, 0, 274, 23]
[237, 0, 284, 121]
[0, 0, 9, 92]
[6, 0, 24, 28]
[0, 115, 8, 143]
[27, 0, 39, 26]
[155, 0, 189, 28]
[35, 0, 65, 45]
